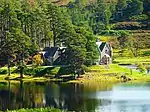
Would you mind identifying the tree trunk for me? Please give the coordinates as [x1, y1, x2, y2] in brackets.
[8, 56, 11, 76]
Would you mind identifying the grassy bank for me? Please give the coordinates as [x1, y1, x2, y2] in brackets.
[0, 63, 149, 83]
[0, 66, 61, 82]
[0, 66, 80, 82]
[7, 108, 62, 112]
[113, 49, 150, 64]
[114, 57, 150, 64]
[69, 64, 150, 83]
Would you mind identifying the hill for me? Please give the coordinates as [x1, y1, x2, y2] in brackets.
[26, 0, 117, 6]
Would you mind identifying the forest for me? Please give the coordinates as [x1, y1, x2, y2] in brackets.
[0, 0, 150, 72]
[0, 1, 150, 111]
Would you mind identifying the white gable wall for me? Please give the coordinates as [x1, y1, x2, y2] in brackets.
[96, 41, 113, 64]
[100, 45, 110, 59]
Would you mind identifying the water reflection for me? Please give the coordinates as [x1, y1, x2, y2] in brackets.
[147, 69, 150, 74]
[0, 81, 150, 112]
[96, 83, 150, 112]
[0, 81, 103, 111]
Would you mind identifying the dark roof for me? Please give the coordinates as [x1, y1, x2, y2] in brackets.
[99, 42, 106, 52]
[44, 47, 59, 57]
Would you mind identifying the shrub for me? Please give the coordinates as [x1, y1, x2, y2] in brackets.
[0, 67, 23, 74]
[114, 22, 144, 30]
[129, 14, 149, 21]
[0, 69, 7, 74]
[143, 51, 150, 56]
[81, 65, 90, 72]
[32, 54, 43, 66]
[7, 108, 61, 112]
[57, 67, 74, 76]
[24, 67, 36, 76]
[24, 67, 59, 76]
[99, 30, 130, 37]
[24, 67, 44, 76]
[136, 63, 146, 73]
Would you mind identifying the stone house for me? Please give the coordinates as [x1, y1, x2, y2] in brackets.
[96, 41, 113, 65]
[39, 47, 66, 65]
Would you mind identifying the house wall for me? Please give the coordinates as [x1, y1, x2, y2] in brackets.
[100, 44, 112, 64]
[100, 45, 110, 59]
[96, 42, 113, 64]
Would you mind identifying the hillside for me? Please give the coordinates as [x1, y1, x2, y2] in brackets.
[50, 0, 73, 5]
[26, 0, 117, 6]
[26, 0, 73, 6]
[0, 0, 150, 67]
[51, 0, 117, 5]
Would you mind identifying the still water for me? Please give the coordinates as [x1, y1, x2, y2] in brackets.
[0, 81, 150, 112]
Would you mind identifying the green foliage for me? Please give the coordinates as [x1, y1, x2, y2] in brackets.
[115, 0, 144, 20]
[57, 66, 74, 75]
[0, 0, 31, 67]
[67, 0, 148, 34]
[65, 32, 87, 69]
[0, 66, 59, 76]
[136, 63, 146, 73]
[0, 0, 99, 69]
[7, 108, 61, 112]
[32, 54, 43, 66]
[92, 22, 106, 34]
[143, 0, 150, 13]
[23, 67, 36, 76]
[129, 14, 149, 21]
[81, 65, 90, 72]
[99, 30, 130, 36]
[143, 51, 150, 56]
[116, 0, 127, 10]
[24, 67, 60, 76]
[0, 69, 7, 74]
[114, 22, 143, 30]
[74, 26, 98, 65]
[0, 67, 19, 75]
[0, 0, 149, 69]
[126, 35, 149, 57]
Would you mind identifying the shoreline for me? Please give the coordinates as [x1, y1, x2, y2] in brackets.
[68, 64, 150, 84]
[0, 64, 149, 84]
[7, 107, 62, 112]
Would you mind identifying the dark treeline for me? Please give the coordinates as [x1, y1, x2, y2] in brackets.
[67, 0, 150, 33]
[0, 0, 150, 68]
[66, 0, 150, 57]
[0, 0, 98, 70]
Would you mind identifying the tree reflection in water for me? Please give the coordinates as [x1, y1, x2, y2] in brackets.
[0, 81, 110, 111]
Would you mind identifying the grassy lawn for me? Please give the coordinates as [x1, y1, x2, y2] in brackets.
[97, 35, 115, 42]
[113, 49, 150, 64]
[108, 64, 150, 81]
[114, 57, 150, 64]
[7, 108, 62, 112]
[0, 64, 149, 83]
[0, 66, 60, 82]
[70, 64, 150, 83]
[0, 74, 53, 82]
[88, 64, 143, 76]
